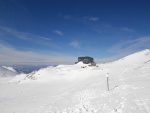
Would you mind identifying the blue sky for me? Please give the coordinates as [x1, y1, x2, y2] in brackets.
[0, 0, 150, 65]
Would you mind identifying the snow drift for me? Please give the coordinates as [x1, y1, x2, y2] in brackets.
[0, 49, 150, 113]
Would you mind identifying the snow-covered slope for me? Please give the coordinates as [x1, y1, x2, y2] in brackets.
[0, 66, 17, 77]
[0, 49, 150, 113]
[112, 49, 150, 66]
[2, 66, 17, 72]
[14, 62, 106, 82]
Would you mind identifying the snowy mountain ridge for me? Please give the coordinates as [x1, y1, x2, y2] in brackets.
[12, 49, 150, 83]
[113, 49, 150, 66]
[0, 66, 17, 77]
[2, 66, 17, 72]
[0, 49, 150, 113]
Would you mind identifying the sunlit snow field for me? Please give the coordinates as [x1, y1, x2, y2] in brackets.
[0, 49, 150, 113]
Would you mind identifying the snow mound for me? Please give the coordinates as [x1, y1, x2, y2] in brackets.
[75, 61, 87, 65]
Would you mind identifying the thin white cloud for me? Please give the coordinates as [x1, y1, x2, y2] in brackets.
[0, 26, 29, 40]
[89, 17, 99, 21]
[83, 16, 99, 22]
[64, 15, 72, 20]
[0, 25, 51, 41]
[42, 37, 51, 41]
[0, 44, 75, 65]
[0, 25, 58, 48]
[94, 37, 150, 63]
[121, 27, 135, 32]
[70, 41, 80, 48]
[58, 13, 72, 20]
[53, 30, 63, 36]
[108, 36, 150, 57]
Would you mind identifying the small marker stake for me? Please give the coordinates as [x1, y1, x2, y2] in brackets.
[106, 73, 109, 91]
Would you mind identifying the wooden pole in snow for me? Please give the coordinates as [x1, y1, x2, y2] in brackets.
[106, 73, 109, 91]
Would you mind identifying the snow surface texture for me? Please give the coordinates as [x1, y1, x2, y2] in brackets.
[0, 49, 150, 113]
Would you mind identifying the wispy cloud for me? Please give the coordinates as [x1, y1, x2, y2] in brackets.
[0, 44, 75, 65]
[121, 27, 135, 32]
[83, 16, 99, 22]
[63, 15, 72, 20]
[108, 36, 150, 57]
[89, 17, 99, 21]
[59, 13, 99, 22]
[0, 26, 51, 41]
[70, 41, 80, 48]
[53, 30, 63, 36]
[0, 26, 30, 40]
[94, 36, 150, 63]
[0, 25, 59, 48]
[58, 13, 72, 20]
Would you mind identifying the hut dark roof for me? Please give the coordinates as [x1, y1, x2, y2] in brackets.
[77, 56, 94, 64]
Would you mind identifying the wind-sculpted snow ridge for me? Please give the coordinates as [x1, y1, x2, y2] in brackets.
[2, 66, 17, 72]
[0, 66, 17, 77]
[0, 49, 150, 113]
